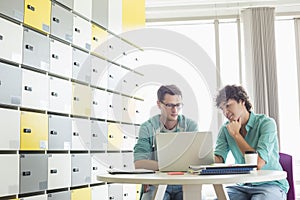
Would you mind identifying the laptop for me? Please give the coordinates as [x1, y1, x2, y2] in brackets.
[156, 131, 214, 172]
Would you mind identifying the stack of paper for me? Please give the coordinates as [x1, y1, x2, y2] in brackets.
[188, 164, 257, 175]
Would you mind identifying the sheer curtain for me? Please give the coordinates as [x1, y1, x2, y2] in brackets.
[241, 7, 280, 138]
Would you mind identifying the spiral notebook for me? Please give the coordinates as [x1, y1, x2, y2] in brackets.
[188, 164, 257, 175]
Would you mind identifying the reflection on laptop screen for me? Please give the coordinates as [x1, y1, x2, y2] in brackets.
[156, 131, 214, 172]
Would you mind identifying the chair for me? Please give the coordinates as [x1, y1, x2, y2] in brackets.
[279, 152, 296, 200]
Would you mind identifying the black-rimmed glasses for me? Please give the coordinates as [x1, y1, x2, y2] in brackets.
[160, 102, 184, 109]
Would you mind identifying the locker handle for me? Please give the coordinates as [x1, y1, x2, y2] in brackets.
[93, 166, 98, 170]
[92, 101, 98, 105]
[123, 135, 127, 139]
[75, 28, 80, 33]
[23, 128, 31, 133]
[73, 97, 80, 101]
[22, 171, 31, 176]
[73, 132, 79, 136]
[50, 130, 57, 135]
[52, 54, 59, 59]
[50, 169, 58, 174]
[93, 36, 98, 42]
[123, 80, 127, 83]
[109, 105, 113, 108]
[92, 68, 98, 73]
[73, 168, 79, 172]
[109, 74, 114, 79]
[109, 197, 115, 200]
[24, 86, 32, 91]
[135, 58, 138, 61]
[123, 108, 127, 111]
[123, 164, 127, 167]
[73, 62, 80, 67]
[0, 35, 3, 40]
[51, 92, 58, 97]
[25, 44, 33, 51]
[123, 52, 127, 56]
[92, 133, 98, 137]
[52, 17, 60, 23]
[109, 45, 113, 49]
[136, 110, 140, 113]
[27, 4, 35, 11]
[109, 134, 113, 138]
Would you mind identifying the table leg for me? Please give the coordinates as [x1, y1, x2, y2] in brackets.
[213, 184, 229, 200]
[153, 185, 167, 200]
[182, 184, 202, 200]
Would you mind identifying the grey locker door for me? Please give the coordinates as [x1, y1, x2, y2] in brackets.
[20, 154, 48, 193]
[51, 3, 73, 43]
[91, 120, 108, 151]
[48, 191, 71, 200]
[92, 0, 108, 28]
[71, 154, 91, 186]
[72, 48, 91, 84]
[0, 62, 22, 106]
[23, 28, 50, 71]
[0, 0, 24, 22]
[48, 115, 72, 150]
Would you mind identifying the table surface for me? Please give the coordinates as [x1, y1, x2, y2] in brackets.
[97, 170, 287, 185]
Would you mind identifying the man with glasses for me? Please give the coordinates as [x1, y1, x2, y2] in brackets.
[134, 84, 198, 200]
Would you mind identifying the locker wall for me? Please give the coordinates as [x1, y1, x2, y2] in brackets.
[0, 0, 144, 199]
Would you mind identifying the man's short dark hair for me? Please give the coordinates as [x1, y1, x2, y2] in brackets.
[215, 85, 252, 112]
[157, 85, 182, 102]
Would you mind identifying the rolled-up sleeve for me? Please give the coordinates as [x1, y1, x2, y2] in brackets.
[133, 124, 153, 162]
[214, 126, 230, 162]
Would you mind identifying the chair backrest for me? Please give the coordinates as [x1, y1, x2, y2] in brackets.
[279, 152, 295, 200]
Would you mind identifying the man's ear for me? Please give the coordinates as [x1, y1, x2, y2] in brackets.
[157, 100, 161, 109]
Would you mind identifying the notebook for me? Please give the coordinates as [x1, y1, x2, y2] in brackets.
[188, 163, 257, 175]
[156, 131, 214, 172]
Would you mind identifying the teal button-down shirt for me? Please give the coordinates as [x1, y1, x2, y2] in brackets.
[214, 112, 289, 193]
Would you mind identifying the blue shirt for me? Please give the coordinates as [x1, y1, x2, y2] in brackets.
[214, 112, 289, 193]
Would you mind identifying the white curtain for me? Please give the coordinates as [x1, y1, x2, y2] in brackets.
[241, 7, 280, 135]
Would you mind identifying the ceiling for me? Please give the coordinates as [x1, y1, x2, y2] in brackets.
[145, 0, 300, 22]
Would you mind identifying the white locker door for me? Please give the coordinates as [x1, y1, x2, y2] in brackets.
[91, 185, 108, 200]
[49, 76, 72, 114]
[121, 124, 136, 151]
[91, 153, 110, 184]
[90, 55, 108, 89]
[108, 153, 123, 170]
[22, 69, 49, 110]
[73, 0, 92, 20]
[123, 184, 137, 200]
[108, 0, 122, 34]
[49, 39, 72, 78]
[48, 154, 71, 190]
[107, 63, 126, 93]
[0, 154, 19, 197]
[0, 17, 23, 63]
[0, 108, 20, 150]
[122, 96, 135, 124]
[73, 15, 91, 51]
[106, 36, 123, 62]
[107, 92, 122, 121]
[122, 152, 135, 171]
[71, 118, 91, 150]
[91, 88, 108, 119]
[21, 194, 47, 200]
[108, 184, 123, 200]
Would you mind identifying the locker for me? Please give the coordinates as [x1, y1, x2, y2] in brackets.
[90, 120, 108, 151]
[122, 152, 135, 171]
[91, 88, 108, 120]
[19, 194, 47, 200]
[48, 154, 71, 189]
[49, 76, 72, 114]
[48, 191, 71, 200]
[72, 48, 91, 84]
[135, 125, 140, 141]
[91, 24, 108, 56]
[22, 69, 49, 110]
[122, 71, 143, 97]
[48, 115, 72, 150]
[122, 96, 136, 124]
[23, 28, 50, 71]
[0, 17, 23, 63]
[120, 50, 143, 70]
[73, 0, 92, 20]
[0, 155, 19, 197]
[114, 40, 134, 66]
[71, 154, 91, 186]
[121, 124, 136, 151]
[49, 39, 72, 78]
[107, 63, 127, 93]
[0, 62, 22, 106]
[19, 154, 48, 193]
[108, 184, 123, 200]
[106, 37, 124, 62]
[72, 83, 91, 117]
[55, 0, 73, 9]
[20, 111, 48, 150]
[122, 0, 145, 31]
[71, 118, 91, 150]
[90, 55, 108, 89]
[90, 153, 109, 184]
[108, 0, 122, 34]
[108, 152, 123, 170]
[73, 15, 91, 51]
[51, 3, 73, 43]
[92, 0, 108, 28]
[91, 185, 108, 200]
[107, 92, 122, 121]
[71, 187, 91, 200]
[0, 108, 20, 150]
[134, 99, 145, 124]
[24, 0, 51, 34]
[107, 123, 122, 151]
[0, 0, 24, 22]
[123, 184, 137, 200]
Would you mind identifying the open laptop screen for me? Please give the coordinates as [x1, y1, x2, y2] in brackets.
[156, 131, 214, 172]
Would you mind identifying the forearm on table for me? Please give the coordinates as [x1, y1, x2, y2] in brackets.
[134, 159, 159, 171]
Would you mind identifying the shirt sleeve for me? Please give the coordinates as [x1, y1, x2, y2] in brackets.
[186, 118, 199, 131]
[214, 125, 230, 162]
[133, 124, 154, 162]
